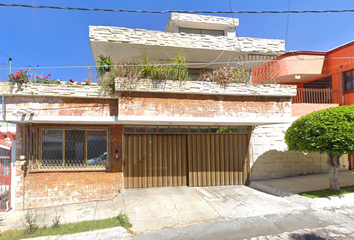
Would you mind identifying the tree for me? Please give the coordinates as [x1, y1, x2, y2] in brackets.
[285, 105, 354, 192]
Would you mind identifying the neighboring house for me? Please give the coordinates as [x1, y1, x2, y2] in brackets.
[0, 13, 347, 210]
[0, 125, 16, 211]
[256, 40, 354, 169]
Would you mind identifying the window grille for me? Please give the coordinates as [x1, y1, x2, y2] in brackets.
[38, 128, 109, 170]
[123, 125, 249, 134]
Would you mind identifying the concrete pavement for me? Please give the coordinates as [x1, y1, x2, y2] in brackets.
[250, 170, 354, 196]
[1, 170, 354, 239]
[123, 186, 306, 232]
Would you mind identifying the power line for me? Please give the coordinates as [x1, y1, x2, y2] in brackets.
[1, 56, 354, 71]
[0, 49, 28, 67]
[0, 3, 354, 14]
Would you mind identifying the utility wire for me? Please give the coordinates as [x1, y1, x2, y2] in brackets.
[0, 48, 28, 67]
[0, 4, 354, 14]
[1, 56, 354, 71]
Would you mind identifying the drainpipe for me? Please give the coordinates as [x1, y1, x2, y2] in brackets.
[340, 65, 344, 106]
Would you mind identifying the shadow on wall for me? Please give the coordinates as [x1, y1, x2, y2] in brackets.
[250, 150, 348, 181]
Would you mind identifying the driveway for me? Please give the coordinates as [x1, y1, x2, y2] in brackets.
[123, 186, 306, 233]
[1, 185, 306, 233]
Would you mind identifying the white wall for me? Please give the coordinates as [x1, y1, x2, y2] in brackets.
[250, 124, 348, 181]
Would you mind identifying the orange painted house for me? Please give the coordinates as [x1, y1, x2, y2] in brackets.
[256, 40, 354, 168]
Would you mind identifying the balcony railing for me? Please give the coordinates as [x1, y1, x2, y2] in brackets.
[292, 88, 340, 104]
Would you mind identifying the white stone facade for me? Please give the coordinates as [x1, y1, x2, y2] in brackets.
[89, 26, 285, 54]
[115, 78, 297, 97]
[250, 124, 348, 180]
[164, 13, 239, 36]
[0, 82, 111, 99]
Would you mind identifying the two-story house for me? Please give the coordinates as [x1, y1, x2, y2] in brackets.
[0, 13, 347, 211]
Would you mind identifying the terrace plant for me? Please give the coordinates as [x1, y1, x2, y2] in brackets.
[169, 52, 189, 81]
[97, 55, 113, 78]
[199, 67, 249, 87]
[33, 74, 60, 84]
[8, 69, 30, 85]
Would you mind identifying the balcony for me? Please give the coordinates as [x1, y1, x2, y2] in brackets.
[292, 88, 340, 117]
[292, 88, 340, 104]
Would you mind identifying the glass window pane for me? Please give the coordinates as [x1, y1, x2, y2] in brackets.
[124, 126, 134, 133]
[210, 127, 219, 133]
[65, 130, 85, 167]
[201, 29, 224, 36]
[136, 126, 146, 133]
[180, 126, 188, 133]
[219, 127, 229, 133]
[200, 127, 209, 133]
[87, 130, 107, 167]
[230, 127, 239, 133]
[147, 126, 157, 133]
[169, 126, 179, 133]
[41, 129, 63, 167]
[159, 126, 169, 133]
[240, 127, 249, 133]
[345, 72, 352, 91]
[179, 27, 200, 34]
[190, 127, 198, 133]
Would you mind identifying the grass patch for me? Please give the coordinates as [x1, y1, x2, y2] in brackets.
[0, 213, 132, 240]
[299, 186, 354, 199]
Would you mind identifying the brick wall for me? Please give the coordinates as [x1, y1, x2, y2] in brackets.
[250, 124, 348, 180]
[5, 96, 118, 118]
[14, 124, 123, 210]
[119, 92, 292, 119]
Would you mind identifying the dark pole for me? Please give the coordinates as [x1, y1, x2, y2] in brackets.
[340, 65, 344, 106]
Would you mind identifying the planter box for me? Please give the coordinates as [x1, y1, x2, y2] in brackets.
[115, 78, 297, 97]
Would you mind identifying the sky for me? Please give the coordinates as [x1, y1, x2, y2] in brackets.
[0, 0, 354, 83]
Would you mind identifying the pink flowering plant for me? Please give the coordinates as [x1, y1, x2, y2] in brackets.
[32, 73, 61, 84]
[8, 69, 30, 85]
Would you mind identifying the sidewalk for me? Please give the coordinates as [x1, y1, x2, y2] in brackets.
[249, 170, 354, 208]
[2, 170, 354, 239]
[249, 170, 354, 196]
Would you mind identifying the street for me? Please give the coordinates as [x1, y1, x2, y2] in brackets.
[133, 203, 354, 240]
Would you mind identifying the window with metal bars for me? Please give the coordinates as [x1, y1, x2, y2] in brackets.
[345, 70, 354, 91]
[39, 128, 109, 170]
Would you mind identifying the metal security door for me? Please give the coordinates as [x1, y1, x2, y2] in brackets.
[0, 158, 11, 211]
[124, 135, 147, 188]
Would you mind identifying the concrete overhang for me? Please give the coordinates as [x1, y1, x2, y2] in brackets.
[90, 41, 256, 70]
[89, 25, 284, 69]
[1, 115, 292, 127]
[164, 13, 239, 32]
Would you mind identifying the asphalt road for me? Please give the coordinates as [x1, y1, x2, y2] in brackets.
[133, 204, 354, 240]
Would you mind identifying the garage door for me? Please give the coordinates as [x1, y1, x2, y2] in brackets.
[187, 134, 249, 187]
[123, 126, 250, 188]
[123, 134, 188, 188]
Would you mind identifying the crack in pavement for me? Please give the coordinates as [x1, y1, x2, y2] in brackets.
[121, 191, 127, 214]
[165, 193, 180, 226]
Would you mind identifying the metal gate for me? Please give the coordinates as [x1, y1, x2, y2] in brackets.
[0, 158, 11, 211]
[123, 135, 188, 188]
[123, 133, 250, 188]
[187, 134, 249, 186]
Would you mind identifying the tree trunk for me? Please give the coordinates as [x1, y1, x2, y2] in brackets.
[327, 154, 341, 192]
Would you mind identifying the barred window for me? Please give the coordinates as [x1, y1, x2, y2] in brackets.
[40, 128, 109, 170]
[345, 70, 354, 91]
